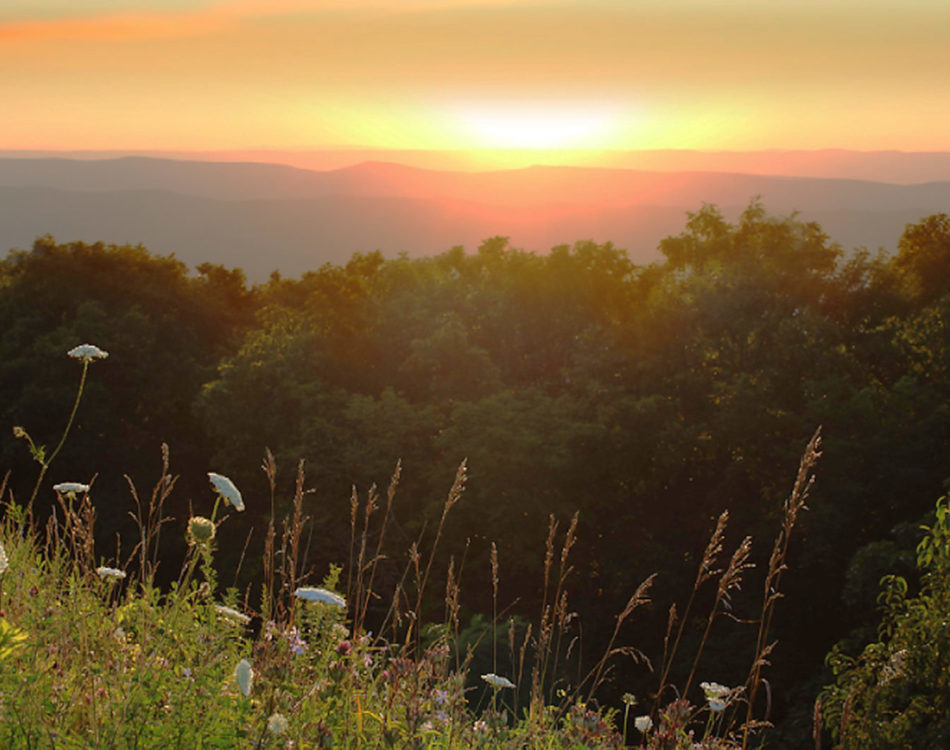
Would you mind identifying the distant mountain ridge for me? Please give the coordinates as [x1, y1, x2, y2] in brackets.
[5, 148, 950, 183]
[1, 156, 948, 280]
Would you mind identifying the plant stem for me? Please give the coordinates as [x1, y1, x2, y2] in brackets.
[25, 360, 89, 518]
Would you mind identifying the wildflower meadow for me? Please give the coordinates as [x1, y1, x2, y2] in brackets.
[0, 343, 836, 749]
[0, 342, 944, 748]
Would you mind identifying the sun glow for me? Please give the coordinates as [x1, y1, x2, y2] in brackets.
[452, 105, 621, 150]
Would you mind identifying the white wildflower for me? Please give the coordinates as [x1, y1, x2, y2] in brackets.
[96, 566, 126, 580]
[708, 697, 727, 712]
[267, 712, 288, 735]
[67, 344, 108, 362]
[700, 681, 730, 698]
[481, 673, 515, 689]
[634, 715, 653, 732]
[0, 542, 8, 575]
[234, 658, 254, 697]
[293, 587, 346, 608]
[208, 472, 244, 511]
[53, 482, 90, 494]
[215, 605, 251, 625]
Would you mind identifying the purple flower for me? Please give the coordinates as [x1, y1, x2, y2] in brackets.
[287, 626, 308, 655]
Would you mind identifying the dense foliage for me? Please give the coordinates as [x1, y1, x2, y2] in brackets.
[1, 203, 949, 746]
[819, 496, 950, 748]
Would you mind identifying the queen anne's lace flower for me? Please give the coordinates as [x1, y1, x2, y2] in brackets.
[67, 344, 109, 362]
[53, 482, 90, 494]
[188, 516, 215, 544]
[700, 681, 730, 698]
[208, 472, 244, 511]
[634, 715, 653, 732]
[96, 566, 126, 580]
[234, 658, 254, 697]
[0, 542, 8, 575]
[481, 673, 515, 689]
[700, 681, 732, 712]
[214, 605, 251, 625]
[294, 587, 346, 608]
[267, 713, 289, 735]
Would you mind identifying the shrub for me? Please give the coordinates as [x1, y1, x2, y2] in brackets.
[819, 496, 950, 748]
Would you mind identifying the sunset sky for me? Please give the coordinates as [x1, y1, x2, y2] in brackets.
[2, 0, 949, 158]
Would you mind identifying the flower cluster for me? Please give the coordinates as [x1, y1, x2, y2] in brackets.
[96, 566, 127, 580]
[234, 658, 254, 697]
[700, 680, 733, 712]
[67, 344, 109, 362]
[267, 712, 288, 735]
[214, 605, 250, 625]
[481, 673, 515, 689]
[263, 621, 309, 655]
[53, 482, 90, 495]
[188, 516, 215, 544]
[208, 472, 244, 511]
[287, 625, 308, 655]
[293, 587, 346, 608]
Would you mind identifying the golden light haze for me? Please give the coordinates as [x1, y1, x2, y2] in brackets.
[2, 0, 949, 158]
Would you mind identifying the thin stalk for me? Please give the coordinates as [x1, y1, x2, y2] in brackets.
[683, 535, 753, 698]
[582, 573, 655, 703]
[654, 510, 728, 712]
[359, 460, 401, 634]
[411, 460, 466, 653]
[25, 360, 89, 517]
[741, 427, 821, 749]
[491, 541, 499, 714]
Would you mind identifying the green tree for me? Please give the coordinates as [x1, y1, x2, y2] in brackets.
[0, 238, 252, 553]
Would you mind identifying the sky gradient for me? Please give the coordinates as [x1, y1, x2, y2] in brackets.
[2, 0, 949, 156]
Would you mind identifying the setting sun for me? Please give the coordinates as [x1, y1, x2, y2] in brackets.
[452, 105, 620, 150]
[2, 1, 949, 153]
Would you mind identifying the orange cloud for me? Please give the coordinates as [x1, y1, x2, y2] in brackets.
[0, 10, 223, 42]
[0, 0, 557, 42]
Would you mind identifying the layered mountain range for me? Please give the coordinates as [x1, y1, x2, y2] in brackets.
[2, 155, 948, 279]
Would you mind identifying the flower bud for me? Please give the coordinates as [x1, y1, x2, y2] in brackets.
[188, 515, 215, 544]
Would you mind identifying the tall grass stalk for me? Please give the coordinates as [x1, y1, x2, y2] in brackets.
[654, 509, 729, 711]
[124, 443, 175, 587]
[741, 426, 822, 748]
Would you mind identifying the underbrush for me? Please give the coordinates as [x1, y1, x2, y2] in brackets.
[0, 345, 822, 748]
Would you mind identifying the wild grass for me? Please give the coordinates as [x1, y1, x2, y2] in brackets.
[0, 346, 821, 748]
